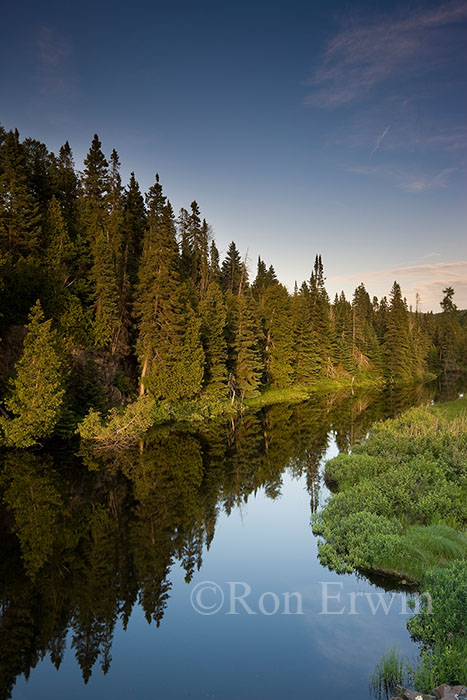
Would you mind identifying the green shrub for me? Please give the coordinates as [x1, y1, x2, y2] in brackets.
[408, 561, 467, 690]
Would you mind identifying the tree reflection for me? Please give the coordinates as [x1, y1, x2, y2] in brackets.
[0, 381, 444, 697]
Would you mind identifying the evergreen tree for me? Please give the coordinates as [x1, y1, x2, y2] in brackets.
[0, 130, 41, 258]
[384, 282, 413, 383]
[292, 282, 320, 382]
[0, 301, 65, 447]
[309, 255, 334, 375]
[220, 241, 246, 295]
[332, 292, 354, 372]
[123, 172, 146, 290]
[437, 287, 461, 372]
[44, 195, 75, 295]
[81, 135, 120, 351]
[135, 178, 195, 399]
[261, 283, 294, 387]
[209, 240, 221, 283]
[352, 282, 381, 370]
[229, 294, 262, 401]
[199, 281, 228, 396]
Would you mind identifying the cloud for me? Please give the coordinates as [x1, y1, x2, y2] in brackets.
[306, 1, 467, 108]
[346, 163, 458, 192]
[398, 167, 456, 192]
[33, 25, 76, 99]
[330, 260, 467, 310]
[370, 126, 391, 156]
[332, 260, 467, 283]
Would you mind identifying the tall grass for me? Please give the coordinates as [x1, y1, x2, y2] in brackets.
[370, 648, 411, 700]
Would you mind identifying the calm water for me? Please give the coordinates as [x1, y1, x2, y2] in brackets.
[1, 376, 464, 700]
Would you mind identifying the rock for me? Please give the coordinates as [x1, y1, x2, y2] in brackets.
[397, 687, 436, 700]
[450, 688, 467, 698]
[433, 686, 452, 698]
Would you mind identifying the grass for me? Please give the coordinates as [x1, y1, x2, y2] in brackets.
[313, 403, 467, 581]
[245, 374, 384, 409]
[369, 648, 410, 700]
[431, 393, 467, 420]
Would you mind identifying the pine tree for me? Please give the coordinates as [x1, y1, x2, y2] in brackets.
[0, 130, 41, 258]
[44, 195, 75, 295]
[54, 141, 79, 226]
[209, 240, 221, 283]
[81, 135, 120, 352]
[261, 283, 294, 387]
[309, 255, 334, 375]
[221, 241, 246, 295]
[438, 287, 461, 372]
[352, 282, 381, 370]
[332, 292, 354, 372]
[123, 172, 146, 290]
[384, 282, 413, 383]
[0, 301, 65, 447]
[292, 282, 320, 382]
[229, 294, 262, 401]
[135, 177, 189, 399]
[199, 281, 228, 396]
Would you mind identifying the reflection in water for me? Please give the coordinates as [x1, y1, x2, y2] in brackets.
[0, 379, 459, 699]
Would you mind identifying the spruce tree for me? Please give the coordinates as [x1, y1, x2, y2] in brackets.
[199, 280, 228, 396]
[221, 241, 245, 295]
[0, 130, 41, 258]
[81, 135, 120, 352]
[309, 255, 334, 376]
[44, 195, 75, 295]
[229, 294, 262, 401]
[135, 178, 192, 399]
[292, 282, 320, 382]
[384, 282, 413, 383]
[438, 287, 461, 372]
[0, 301, 65, 447]
[261, 283, 294, 387]
[352, 282, 381, 370]
[332, 292, 354, 372]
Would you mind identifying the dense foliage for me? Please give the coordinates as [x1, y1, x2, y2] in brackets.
[313, 404, 467, 581]
[313, 398, 467, 690]
[1, 126, 466, 446]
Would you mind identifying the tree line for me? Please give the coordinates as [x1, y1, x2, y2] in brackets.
[0, 127, 465, 446]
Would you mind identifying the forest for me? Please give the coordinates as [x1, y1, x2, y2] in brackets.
[0, 127, 466, 447]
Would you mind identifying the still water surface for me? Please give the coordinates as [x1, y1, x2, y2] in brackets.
[1, 378, 464, 700]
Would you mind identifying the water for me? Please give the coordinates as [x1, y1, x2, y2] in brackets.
[0, 377, 464, 700]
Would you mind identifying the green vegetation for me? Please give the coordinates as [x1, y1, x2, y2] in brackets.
[0, 301, 65, 447]
[370, 648, 410, 700]
[313, 404, 467, 581]
[407, 562, 467, 690]
[1, 126, 467, 447]
[313, 397, 467, 690]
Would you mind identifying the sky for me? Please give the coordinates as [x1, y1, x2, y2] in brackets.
[1, 0, 466, 310]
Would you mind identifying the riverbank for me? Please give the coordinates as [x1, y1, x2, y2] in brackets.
[76, 374, 387, 447]
[313, 395, 467, 691]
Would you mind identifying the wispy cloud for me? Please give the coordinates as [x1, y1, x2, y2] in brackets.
[330, 260, 467, 310]
[332, 260, 467, 284]
[346, 163, 458, 193]
[370, 125, 390, 156]
[306, 1, 467, 107]
[398, 167, 457, 192]
[33, 25, 76, 100]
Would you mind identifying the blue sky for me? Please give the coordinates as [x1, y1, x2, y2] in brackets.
[1, 0, 466, 310]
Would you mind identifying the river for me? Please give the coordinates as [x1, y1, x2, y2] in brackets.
[1, 375, 464, 700]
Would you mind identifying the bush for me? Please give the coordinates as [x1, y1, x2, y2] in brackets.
[408, 561, 467, 690]
[314, 407, 467, 580]
[77, 396, 157, 448]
